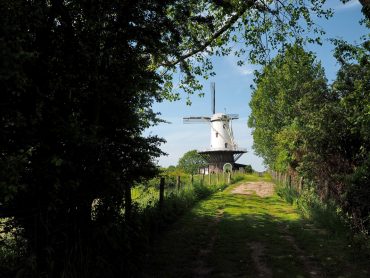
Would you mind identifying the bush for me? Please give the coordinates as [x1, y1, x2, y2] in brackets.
[193, 183, 213, 199]
[276, 181, 347, 236]
[245, 165, 253, 173]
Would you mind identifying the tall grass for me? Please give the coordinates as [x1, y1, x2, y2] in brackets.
[132, 173, 229, 210]
[0, 173, 245, 277]
[275, 179, 348, 236]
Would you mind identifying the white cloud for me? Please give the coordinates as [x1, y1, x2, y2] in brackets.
[223, 52, 257, 77]
[240, 68, 254, 75]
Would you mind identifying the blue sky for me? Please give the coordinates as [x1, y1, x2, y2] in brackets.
[146, 0, 368, 171]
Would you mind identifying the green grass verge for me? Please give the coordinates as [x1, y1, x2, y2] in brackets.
[142, 174, 370, 278]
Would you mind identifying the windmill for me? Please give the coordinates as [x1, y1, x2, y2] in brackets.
[183, 82, 247, 173]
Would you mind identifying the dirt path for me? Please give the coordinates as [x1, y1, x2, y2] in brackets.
[143, 176, 370, 277]
[231, 181, 275, 197]
[232, 182, 323, 277]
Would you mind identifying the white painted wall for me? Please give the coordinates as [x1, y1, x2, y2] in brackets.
[210, 113, 234, 150]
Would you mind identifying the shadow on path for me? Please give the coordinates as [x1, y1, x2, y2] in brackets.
[142, 179, 370, 278]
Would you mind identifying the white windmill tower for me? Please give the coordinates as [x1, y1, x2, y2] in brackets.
[183, 82, 247, 173]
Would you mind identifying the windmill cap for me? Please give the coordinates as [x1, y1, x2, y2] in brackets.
[211, 113, 228, 121]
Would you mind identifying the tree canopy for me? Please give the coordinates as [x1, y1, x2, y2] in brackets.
[248, 44, 328, 171]
[151, 0, 333, 102]
[248, 40, 370, 232]
[178, 150, 207, 176]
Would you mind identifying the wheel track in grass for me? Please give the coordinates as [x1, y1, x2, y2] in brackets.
[233, 181, 323, 278]
[193, 209, 224, 277]
[143, 176, 370, 278]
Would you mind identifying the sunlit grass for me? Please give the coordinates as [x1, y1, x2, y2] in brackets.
[143, 173, 370, 278]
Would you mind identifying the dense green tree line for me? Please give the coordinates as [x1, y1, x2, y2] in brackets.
[248, 41, 370, 233]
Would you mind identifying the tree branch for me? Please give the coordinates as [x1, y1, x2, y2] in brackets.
[162, 1, 268, 68]
[359, 0, 370, 19]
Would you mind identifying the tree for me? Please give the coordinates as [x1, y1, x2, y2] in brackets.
[307, 39, 370, 231]
[178, 150, 207, 181]
[156, 0, 332, 103]
[0, 0, 171, 275]
[0, 0, 334, 275]
[248, 45, 328, 171]
[248, 38, 370, 233]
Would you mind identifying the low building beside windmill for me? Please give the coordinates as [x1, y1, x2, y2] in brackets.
[183, 83, 247, 174]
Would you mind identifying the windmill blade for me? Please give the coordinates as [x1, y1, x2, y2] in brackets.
[183, 116, 211, 124]
[211, 82, 215, 114]
[226, 114, 239, 119]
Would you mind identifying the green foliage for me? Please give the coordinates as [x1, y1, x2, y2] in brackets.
[156, 0, 332, 102]
[244, 165, 253, 173]
[145, 174, 370, 277]
[276, 182, 348, 236]
[248, 44, 328, 171]
[250, 40, 370, 234]
[177, 150, 207, 176]
[303, 40, 370, 232]
[0, 0, 178, 275]
[193, 182, 217, 199]
[343, 156, 370, 232]
[230, 172, 246, 183]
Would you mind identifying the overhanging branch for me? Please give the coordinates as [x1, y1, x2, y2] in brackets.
[162, 1, 269, 68]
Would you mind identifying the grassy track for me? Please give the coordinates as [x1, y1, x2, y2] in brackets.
[143, 174, 370, 278]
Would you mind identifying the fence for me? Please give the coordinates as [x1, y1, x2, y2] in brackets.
[270, 170, 305, 193]
[158, 172, 233, 207]
[132, 172, 235, 210]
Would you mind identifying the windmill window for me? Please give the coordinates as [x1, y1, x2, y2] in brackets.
[225, 143, 228, 148]
[223, 124, 226, 129]
[216, 132, 219, 138]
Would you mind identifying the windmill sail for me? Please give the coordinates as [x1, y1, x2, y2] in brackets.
[183, 116, 211, 123]
[226, 114, 239, 119]
[211, 82, 215, 114]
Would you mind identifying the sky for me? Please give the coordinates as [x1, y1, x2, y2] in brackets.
[145, 0, 368, 172]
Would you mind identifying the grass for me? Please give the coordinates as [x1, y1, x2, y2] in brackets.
[142, 173, 370, 278]
[131, 173, 234, 210]
[3, 173, 369, 277]
[0, 173, 237, 277]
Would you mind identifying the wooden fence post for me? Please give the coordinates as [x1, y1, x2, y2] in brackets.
[217, 172, 219, 185]
[228, 172, 231, 184]
[279, 172, 282, 184]
[288, 175, 291, 188]
[159, 177, 165, 208]
[284, 173, 287, 186]
[208, 173, 211, 186]
[202, 173, 205, 185]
